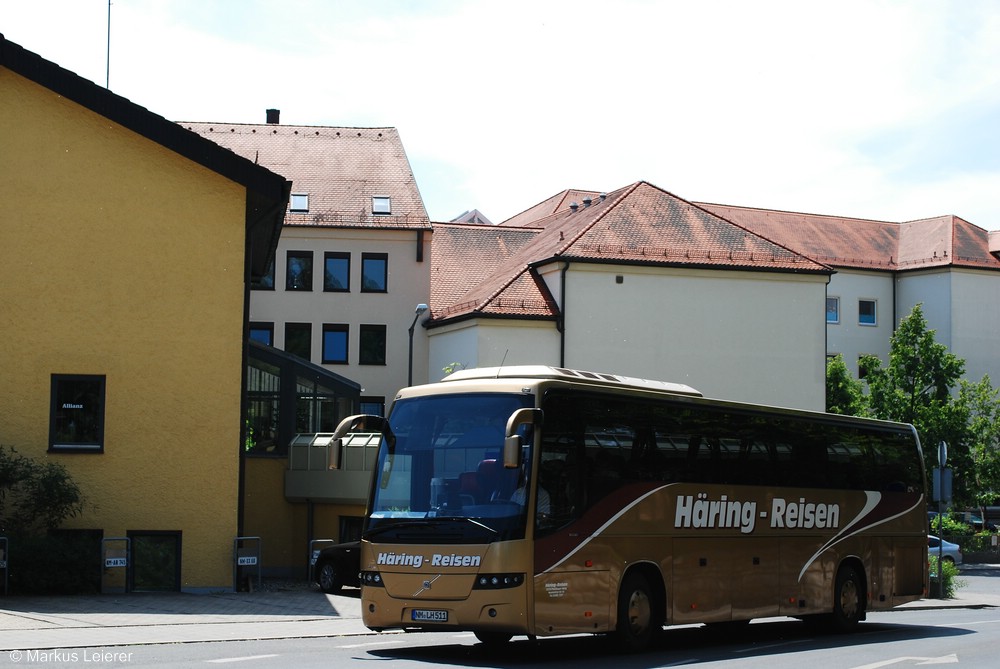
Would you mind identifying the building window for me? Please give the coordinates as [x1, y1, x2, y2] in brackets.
[322, 324, 350, 364]
[859, 299, 877, 326]
[361, 253, 388, 293]
[360, 396, 386, 417]
[372, 196, 391, 215]
[324, 252, 351, 292]
[826, 297, 840, 324]
[253, 259, 275, 291]
[285, 251, 313, 291]
[49, 374, 106, 452]
[285, 323, 312, 361]
[359, 324, 387, 365]
[249, 322, 274, 346]
[290, 193, 309, 213]
[858, 355, 873, 380]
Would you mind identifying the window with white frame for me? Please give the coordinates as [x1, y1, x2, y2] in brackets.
[859, 299, 877, 326]
[372, 196, 391, 215]
[826, 297, 840, 324]
[290, 193, 309, 212]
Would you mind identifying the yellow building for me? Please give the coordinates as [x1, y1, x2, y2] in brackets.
[0, 36, 290, 592]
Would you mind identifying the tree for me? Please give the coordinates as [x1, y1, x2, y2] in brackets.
[0, 445, 93, 594]
[860, 304, 971, 503]
[0, 445, 84, 533]
[959, 375, 1000, 510]
[826, 354, 867, 415]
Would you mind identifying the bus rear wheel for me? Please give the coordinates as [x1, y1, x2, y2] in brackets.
[613, 571, 654, 653]
[831, 564, 864, 633]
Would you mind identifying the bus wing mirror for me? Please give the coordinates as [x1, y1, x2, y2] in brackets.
[332, 414, 386, 439]
[503, 435, 521, 469]
[503, 408, 543, 469]
[332, 413, 396, 452]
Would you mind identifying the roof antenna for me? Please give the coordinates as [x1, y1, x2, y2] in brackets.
[496, 350, 509, 378]
[106, 0, 112, 88]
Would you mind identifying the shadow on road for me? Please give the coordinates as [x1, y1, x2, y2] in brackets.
[368, 618, 973, 668]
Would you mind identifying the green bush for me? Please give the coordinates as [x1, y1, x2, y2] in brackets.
[929, 555, 966, 599]
[930, 513, 975, 536]
[1, 445, 91, 594]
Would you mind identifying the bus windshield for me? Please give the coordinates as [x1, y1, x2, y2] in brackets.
[365, 392, 534, 543]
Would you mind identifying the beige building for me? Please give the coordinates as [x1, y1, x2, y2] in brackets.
[701, 205, 1000, 384]
[182, 115, 432, 416]
[427, 184, 1000, 414]
[183, 116, 432, 572]
[429, 182, 833, 411]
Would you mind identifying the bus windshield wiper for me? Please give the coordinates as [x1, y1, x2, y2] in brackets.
[460, 517, 499, 535]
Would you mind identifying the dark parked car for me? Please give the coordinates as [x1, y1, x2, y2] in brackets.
[313, 541, 360, 593]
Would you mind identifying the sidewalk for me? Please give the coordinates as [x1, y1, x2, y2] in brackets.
[0, 585, 376, 651]
[0, 573, 998, 652]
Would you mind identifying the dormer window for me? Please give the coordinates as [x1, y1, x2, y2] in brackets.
[372, 196, 391, 215]
[290, 193, 309, 213]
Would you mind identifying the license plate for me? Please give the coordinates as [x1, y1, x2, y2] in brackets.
[411, 609, 448, 622]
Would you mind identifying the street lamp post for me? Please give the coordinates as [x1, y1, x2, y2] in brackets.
[408, 303, 429, 387]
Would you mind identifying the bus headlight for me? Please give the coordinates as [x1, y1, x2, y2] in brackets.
[472, 573, 525, 589]
[361, 571, 385, 587]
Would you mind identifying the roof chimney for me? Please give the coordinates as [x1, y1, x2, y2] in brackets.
[990, 230, 1000, 261]
[569, 202, 579, 212]
[582, 196, 592, 207]
[266, 108, 280, 124]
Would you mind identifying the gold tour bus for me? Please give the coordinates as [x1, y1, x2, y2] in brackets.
[332, 366, 927, 651]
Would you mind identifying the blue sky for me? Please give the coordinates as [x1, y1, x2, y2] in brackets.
[3, 0, 999, 230]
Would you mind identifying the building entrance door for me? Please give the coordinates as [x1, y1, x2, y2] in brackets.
[128, 531, 180, 591]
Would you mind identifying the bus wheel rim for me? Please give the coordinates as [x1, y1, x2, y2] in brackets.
[841, 580, 859, 618]
[628, 588, 651, 635]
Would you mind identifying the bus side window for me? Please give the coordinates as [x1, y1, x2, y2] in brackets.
[587, 447, 626, 502]
[739, 439, 772, 486]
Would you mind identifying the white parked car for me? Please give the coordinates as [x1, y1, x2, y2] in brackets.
[928, 535, 962, 566]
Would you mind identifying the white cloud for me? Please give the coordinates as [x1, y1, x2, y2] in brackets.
[3, 0, 998, 228]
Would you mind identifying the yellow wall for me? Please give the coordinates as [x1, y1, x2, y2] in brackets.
[1, 68, 248, 590]
[243, 458, 364, 577]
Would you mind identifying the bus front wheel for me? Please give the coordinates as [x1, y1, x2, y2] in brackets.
[831, 564, 864, 633]
[474, 631, 512, 646]
[613, 571, 654, 653]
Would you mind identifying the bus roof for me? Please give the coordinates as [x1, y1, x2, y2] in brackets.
[440, 365, 703, 397]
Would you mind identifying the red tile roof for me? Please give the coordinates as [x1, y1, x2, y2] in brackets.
[502, 189, 603, 227]
[698, 204, 1000, 272]
[431, 223, 548, 318]
[431, 181, 830, 323]
[180, 122, 430, 229]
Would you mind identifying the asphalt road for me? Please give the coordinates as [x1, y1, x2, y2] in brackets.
[9, 568, 996, 668]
